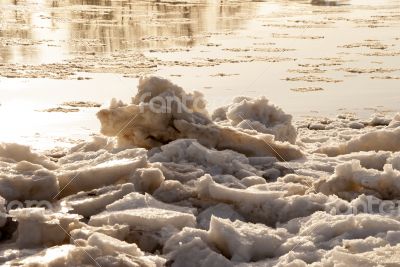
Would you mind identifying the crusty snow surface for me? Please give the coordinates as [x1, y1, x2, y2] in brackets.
[1, 77, 400, 266]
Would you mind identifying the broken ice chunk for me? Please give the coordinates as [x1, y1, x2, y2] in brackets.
[0, 161, 59, 201]
[130, 167, 165, 193]
[208, 217, 289, 262]
[316, 127, 400, 156]
[213, 96, 297, 144]
[89, 207, 196, 231]
[197, 203, 244, 230]
[56, 156, 147, 198]
[59, 183, 135, 217]
[10, 208, 81, 248]
[87, 232, 144, 257]
[105, 192, 196, 215]
[69, 222, 130, 241]
[0, 143, 58, 170]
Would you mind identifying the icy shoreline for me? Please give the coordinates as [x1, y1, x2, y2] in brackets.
[1, 77, 400, 266]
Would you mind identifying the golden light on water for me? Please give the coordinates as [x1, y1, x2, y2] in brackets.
[0, 0, 399, 150]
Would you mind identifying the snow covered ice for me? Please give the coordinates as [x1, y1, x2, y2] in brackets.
[1, 76, 400, 266]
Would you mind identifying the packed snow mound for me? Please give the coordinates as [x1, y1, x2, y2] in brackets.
[212, 96, 297, 144]
[97, 76, 303, 160]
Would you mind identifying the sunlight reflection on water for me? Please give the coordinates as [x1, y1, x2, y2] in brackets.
[0, 0, 399, 150]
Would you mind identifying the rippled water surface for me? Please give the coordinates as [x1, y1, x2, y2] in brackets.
[0, 0, 399, 149]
